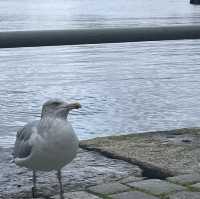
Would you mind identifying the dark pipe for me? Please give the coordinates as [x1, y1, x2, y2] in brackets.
[0, 25, 200, 49]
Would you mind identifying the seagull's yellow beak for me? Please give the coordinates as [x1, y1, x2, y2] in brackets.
[65, 102, 81, 110]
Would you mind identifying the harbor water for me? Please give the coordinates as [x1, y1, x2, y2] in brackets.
[0, 0, 200, 147]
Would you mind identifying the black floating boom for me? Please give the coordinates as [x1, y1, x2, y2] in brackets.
[0, 25, 200, 48]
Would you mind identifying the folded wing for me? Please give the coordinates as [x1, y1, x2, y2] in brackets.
[13, 121, 39, 159]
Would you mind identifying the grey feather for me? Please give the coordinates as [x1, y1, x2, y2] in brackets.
[13, 120, 39, 159]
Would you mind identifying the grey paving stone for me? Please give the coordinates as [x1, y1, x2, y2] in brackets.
[111, 191, 159, 199]
[190, 182, 200, 189]
[167, 173, 200, 185]
[88, 182, 129, 194]
[52, 191, 101, 199]
[128, 179, 185, 195]
[168, 191, 200, 199]
[120, 176, 145, 184]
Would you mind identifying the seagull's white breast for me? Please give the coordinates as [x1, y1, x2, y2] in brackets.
[24, 118, 79, 171]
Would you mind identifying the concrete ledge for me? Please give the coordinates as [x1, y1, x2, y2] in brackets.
[80, 128, 200, 179]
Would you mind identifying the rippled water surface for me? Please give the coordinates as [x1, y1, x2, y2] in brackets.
[0, 0, 200, 147]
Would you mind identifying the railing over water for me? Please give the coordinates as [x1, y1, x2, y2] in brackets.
[0, 25, 200, 48]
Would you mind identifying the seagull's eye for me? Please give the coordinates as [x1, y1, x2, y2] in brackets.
[52, 102, 61, 106]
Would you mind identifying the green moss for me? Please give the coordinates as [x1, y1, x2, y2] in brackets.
[186, 185, 200, 192]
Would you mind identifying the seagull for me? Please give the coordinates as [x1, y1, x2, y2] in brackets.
[13, 99, 81, 199]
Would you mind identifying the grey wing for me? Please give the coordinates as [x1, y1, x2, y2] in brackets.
[13, 121, 39, 159]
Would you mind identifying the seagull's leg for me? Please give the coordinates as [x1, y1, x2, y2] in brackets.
[57, 170, 64, 199]
[32, 170, 37, 198]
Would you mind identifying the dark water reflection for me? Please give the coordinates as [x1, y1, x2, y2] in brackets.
[0, 0, 200, 147]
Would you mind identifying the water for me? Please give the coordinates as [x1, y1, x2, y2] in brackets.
[0, 0, 200, 147]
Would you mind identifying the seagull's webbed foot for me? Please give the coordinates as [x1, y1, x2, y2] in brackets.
[32, 170, 37, 198]
[32, 187, 37, 198]
[57, 170, 64, 199]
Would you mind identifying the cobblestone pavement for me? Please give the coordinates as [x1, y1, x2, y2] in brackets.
[0, 148, 141, 199]
[2, 129, 200, 199]
[51, 173, 200, 199]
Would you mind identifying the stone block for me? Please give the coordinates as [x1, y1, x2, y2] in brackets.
[128, 179, 185, 195]
[169, 191, 200, 199]
[111, 191, 159, 199]
[167, 173, 200, 185]
[88, 182, 129, 195]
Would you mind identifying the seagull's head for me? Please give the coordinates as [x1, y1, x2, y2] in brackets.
[41, 99, 81, 119]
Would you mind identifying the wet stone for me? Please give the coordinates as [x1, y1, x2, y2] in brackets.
[168, 191, 200, 199]
[167, 173, 200, 185]
[88, 182, 129, 195]
[52, 191, 101, 199]
[128, 179, 185, 195]
[110, 191, 159, 199]
[0, 148, 141, 198]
